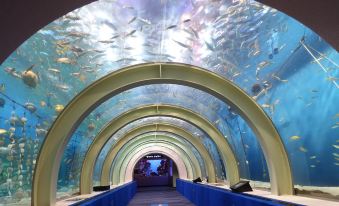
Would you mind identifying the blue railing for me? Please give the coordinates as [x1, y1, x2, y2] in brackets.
[71, 181, 137, 206]
[176, 179, 304, 206]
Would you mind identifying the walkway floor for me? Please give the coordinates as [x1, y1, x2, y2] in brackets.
[128, 187, 195, 206]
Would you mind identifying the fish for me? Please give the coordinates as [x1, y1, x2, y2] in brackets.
[56, 57, 75, 64]
[332, 125, 339, 129]
[335, 163, 339, 166]
[309, 156, 317, 159]
[333, 145, 339, 149]
[166, 25, 177, 30]
[0, 129, 8, 135]
[299, 146, 308, 152]
[55, 84, 70, 91]
[310, 165, 316, 168]
[261, 104, 270, 108]
[125, 30, 136, 37]
[111, 34, 120, 39]
[290, 135, 301, 140]
[128, 16, 137, 24]
[183, 19, 191, 23]
[258, 61, 271, 69]
[311, 89, 319, 93]
[272, 74, 288, 83]
[64, 14, 80, 21]
[66, 31, 88, 38]
[48, 68, 60, 74]
[114, 58, 137, 63]
[98, 40, 114, 44]
[334, 114, 339, 118]
[189, 27, 199, 39]
[55, 104, 64, 113]
[333, 153, 339, 157]
[172, 40, 191, 50]
[35, 128, 47, 137]
[24, 102, 37, 113]
[40, 101, 46, 107]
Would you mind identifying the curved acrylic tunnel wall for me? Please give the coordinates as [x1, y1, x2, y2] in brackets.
[0, 0, 338, 205]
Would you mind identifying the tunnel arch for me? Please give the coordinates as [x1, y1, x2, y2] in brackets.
[33, 63, 292, 206]
[114, 138, 202, 183]
[101, 123, 216, 186]
[80, 104, 238, 194]
[124, 147, 191, 183]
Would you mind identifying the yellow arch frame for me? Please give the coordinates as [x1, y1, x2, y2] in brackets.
[80, 104, 238, 194]
[101, 123, 216, 185]
[33, 63, 292, 206]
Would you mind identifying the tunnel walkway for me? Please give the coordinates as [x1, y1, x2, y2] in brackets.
[128, 187, 195, 206]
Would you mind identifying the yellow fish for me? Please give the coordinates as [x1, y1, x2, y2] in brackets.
[335, 157, 339, 161]
[55, 104, 65, 113]
[335, 163, 339, 166]
[0, 129, 7, 135]
[309, 156, 317, 159]
[299, 146, 308, 153]
[333, 145, 339, 149]
[333, 153, 339, 157]
[290, 135, 301, 140]
[334, 113, 339, 118]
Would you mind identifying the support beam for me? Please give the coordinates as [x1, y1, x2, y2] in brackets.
[101, 123, 216, 185]
[33, 63, 292, 206]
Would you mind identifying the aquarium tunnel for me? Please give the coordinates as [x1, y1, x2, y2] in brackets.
[0, 0, 338, 205]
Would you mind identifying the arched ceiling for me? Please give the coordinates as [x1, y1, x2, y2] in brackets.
[0, 0, 338, 64]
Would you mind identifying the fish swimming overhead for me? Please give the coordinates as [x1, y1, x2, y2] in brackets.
[166, 25, 177, 30]
[56, 57, 75, 64]
[22, 65, 39, 88]
[125, 30, 136, 37]
[128, 16, 137, 24]
[24, 102, 37, 113]
[0, 129, 8, 135]
[173, 40, 191, 50]
[290, 135, 301, 140]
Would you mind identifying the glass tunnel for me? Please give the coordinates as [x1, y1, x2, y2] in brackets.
[0, 0, 338, 205]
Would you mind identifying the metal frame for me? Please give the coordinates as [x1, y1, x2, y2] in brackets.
[80, 104, 238, 194]
[113, 137, 200, 183]
[101, 123, 216, 185]
[33, 63, 292, 206]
